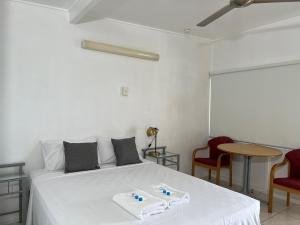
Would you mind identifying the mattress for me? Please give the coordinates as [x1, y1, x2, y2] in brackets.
[27, 161, 260, 225]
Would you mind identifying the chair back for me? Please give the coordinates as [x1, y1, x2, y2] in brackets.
[208, 136, 234, 160]
[286, 149, 300, 178]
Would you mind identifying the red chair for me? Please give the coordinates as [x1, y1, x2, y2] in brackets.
[192, 136, 234, 186]
[268, 149, 300, 213]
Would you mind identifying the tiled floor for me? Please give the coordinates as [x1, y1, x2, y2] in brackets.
[260, 200, 300, 225]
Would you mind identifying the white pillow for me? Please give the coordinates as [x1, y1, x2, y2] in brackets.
[41, 136, 98, 171]
[97, 137, 116, 164]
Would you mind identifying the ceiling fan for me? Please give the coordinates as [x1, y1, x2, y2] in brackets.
[197, 0, 300, 27]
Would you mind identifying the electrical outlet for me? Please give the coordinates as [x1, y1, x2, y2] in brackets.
[121, 87, 128, 96]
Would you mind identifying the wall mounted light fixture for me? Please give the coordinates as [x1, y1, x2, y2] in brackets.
[81, 40, 159, 61]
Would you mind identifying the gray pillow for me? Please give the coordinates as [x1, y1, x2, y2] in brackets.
[111, 137, 142, 166]
[63, 141, 100, 173]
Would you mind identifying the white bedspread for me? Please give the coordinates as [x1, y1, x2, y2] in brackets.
[27, 161, 260, 225]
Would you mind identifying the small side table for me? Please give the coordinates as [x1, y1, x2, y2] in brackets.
[142, 146, 180, 171]
[218, 143, 282, 195]
[0, 162, 29, 225]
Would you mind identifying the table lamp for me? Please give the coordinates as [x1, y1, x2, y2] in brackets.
[146, 127, 160, 157]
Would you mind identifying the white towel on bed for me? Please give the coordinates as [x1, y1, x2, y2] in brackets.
[151, 183, 190, 208]
[112, 190, 168, 220]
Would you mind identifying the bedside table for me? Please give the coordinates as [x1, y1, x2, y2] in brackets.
[142, 146, 180, 171]
[0, 162, 29, 225]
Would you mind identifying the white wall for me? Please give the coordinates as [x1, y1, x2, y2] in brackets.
[210, 21, 300, 200]
[0, 1, 210, 223]
[212, 23, 300, 72]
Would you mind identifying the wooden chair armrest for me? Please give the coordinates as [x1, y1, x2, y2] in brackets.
[217, 153, 230, 168]
[192, 146, 208, 159]
[270, 158, 288, 181]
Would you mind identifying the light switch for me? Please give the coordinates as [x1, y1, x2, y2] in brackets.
[121, 87, 129, 96]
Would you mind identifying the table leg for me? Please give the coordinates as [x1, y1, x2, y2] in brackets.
[242, 156, 252, 194]
[162, 157, 166, 166]
[177, 155, 180, 171]
[19, 167, 23, 223]
[22, 177, 29, 225]
[143, 150, 146, 159]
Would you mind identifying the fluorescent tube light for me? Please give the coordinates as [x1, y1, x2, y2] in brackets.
[81, 40, 159, 61]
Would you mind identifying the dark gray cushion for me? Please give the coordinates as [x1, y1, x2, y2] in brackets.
[63, 141, 100, 173]
[111, 137, 142, 166]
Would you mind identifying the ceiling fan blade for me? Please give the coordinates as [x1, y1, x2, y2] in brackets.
[253, 0, 300, 3]
[197, 4, 236, 27]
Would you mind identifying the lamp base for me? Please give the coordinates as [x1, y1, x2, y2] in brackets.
[147, 151, 161, 157]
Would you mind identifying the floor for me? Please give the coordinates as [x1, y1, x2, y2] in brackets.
[260, 199, 300, 225]
[9, 180, 300, 225]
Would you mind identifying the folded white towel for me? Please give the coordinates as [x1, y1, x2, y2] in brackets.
[112, 190, 168, 220]
[151, 183, 190, 208]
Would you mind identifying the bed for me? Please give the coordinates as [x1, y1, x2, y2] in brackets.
[26, 160, 260, 225]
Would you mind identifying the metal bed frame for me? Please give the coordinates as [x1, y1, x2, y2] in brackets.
[0, 162, 28, 224]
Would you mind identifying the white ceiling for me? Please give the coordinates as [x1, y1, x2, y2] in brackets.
[21, 0, 76, 9]
[21, 0, 300, 39]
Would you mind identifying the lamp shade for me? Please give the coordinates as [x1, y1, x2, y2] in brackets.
[146, 127, 159, 137]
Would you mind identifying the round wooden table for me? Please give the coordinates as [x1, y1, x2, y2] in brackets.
[218, 143, 282, 195]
